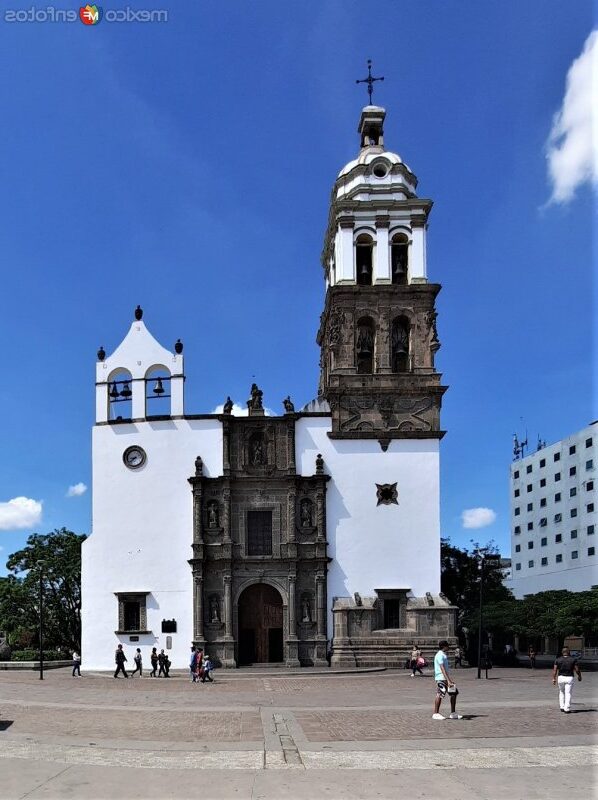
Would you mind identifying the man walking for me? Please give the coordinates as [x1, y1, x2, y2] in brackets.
[552, 646, 582, 713]
[433, 640, 462, 720]
[114, 644, 128, 678]
[130, 648, 143, 677]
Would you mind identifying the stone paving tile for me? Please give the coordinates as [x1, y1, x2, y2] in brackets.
[293, 706, 598, 742]
[3, 706, 263, 742]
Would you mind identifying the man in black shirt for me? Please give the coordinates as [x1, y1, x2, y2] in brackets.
[552, 646, 582, 713]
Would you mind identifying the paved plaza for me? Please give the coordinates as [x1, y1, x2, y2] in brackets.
[0, 666, 596, 799]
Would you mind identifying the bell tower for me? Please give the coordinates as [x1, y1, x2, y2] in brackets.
[317, 105, 447, 447]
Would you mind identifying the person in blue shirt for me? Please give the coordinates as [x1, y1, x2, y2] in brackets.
[433, 640, 462, 720]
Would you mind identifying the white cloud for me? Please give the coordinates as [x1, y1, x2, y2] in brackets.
[545, 30, 598, 204]
[212, 402, 274, 416]
[0, 497, 43, 531]
[66, 482, 87, 498]
[461, 507, 496, 530]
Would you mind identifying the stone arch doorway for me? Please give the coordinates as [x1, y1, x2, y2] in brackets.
[238, 583, 284, 665]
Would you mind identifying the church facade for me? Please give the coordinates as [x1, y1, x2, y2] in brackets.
[81, 105, 456, 670]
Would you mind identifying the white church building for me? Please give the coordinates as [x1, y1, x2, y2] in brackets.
[81, 104, 456, 670]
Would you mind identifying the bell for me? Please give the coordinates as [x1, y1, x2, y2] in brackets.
[120, 382, 132, 398]
[153, 378, 165, 395]
[359, 263, 370, 277]
[109, 382, 119, 399]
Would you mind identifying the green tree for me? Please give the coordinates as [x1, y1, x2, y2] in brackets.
[0, 528, 86, 652]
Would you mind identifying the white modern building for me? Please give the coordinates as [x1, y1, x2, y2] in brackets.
[506, 422, 597, 598]
[81, 104, 456, 670]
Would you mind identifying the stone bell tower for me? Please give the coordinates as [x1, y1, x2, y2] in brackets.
[317, 105, 447, 448]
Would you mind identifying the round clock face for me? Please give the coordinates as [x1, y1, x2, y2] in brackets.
[123, 446, 146, 469]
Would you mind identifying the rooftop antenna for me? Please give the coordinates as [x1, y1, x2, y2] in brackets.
[356, 59, 384, 105]
[536, 435, 546, 451]
[513, 419, 528, 461]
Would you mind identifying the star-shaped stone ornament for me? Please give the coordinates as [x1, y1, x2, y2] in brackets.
[376, 482, 398, 506]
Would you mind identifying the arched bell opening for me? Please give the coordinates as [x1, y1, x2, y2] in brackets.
[355, 233, 374, 285]
[107, 368, 133, 421]
[391, 316, 410, 373]
[391, 233, 409, 285]
[237, 583, 284, 665]
[145, 365, 171, 417]
[356, 316, 376, 374]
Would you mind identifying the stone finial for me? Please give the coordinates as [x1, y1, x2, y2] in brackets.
[194, 456, 203, 477]
[97, 346, 106, 362]
[425, 592, 434, 606]
[223, 396, 233, 415]
[175, 339, 183, 354]
[353, 592, 363, 607]
[315, 453, 324, 475]
[283, 395, 295, 413]
[134, 305, 143, 321]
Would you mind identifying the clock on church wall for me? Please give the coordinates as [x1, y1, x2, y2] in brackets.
[123, 445, 147, 469]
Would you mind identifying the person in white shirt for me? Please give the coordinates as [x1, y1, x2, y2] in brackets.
[432, 640, 462, 720]
[72, 651, 81, 677]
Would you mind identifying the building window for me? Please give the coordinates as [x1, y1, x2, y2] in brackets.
[570, 488, 577, 498]
[356, 317, 376, 374]
[555, 513, 562, 523]
[541, 537, 547, 546]
[586, 481, 594, 491]
[390, 233, 409, 285]
[570, 466, 576, 476]
[589, 547, 596, 557]
[514, 470, 520, 479]
[247, 509, 273, 556]
[555, 473, 561, 482]
[556, 554, 563, 563]
[528, 560, 534, 568]
[541, 557, 548, 566]
[555, 493, 561, 502]
[528, 541, 534, 549]
[540, 498, 547, 507]
[555, 534, 562, 543]
[571, 530, 578, 539]
[587, 460, 594, 470]
[588, 525, 595, 536]
[570, 508, 577, 518]
[356, 234, 374, 285]
[540, 478, 546, 488]
[571, 551, 578, 560]
[515, 563, 521, 571]
[554, 453, 561, 462]
[588, 503, 595, 513]
[527, 465, 532, 474]
[514, 489, 520, 498]
[514, 507, 520, 516]
[116, 592, 148, 633]
[527, 503, 533, 512]
[527, 484, 532, 493]
[586, 438, 593, 448]
[527, 522, 534, 531]
[391, 316, 410, 373]
[539, 459, 546, 468]
[383, 598, 402, 628]
[569, 445, 576, 455]
[540, 517, 547, 527]
[515, 544, 521, 553]
[514, 525, 521, 534]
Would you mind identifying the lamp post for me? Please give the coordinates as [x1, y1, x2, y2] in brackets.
[37, 560, 45, 681]
[474, 549, 501, 680]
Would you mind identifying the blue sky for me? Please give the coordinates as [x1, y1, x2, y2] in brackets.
[0, 1, 594, 572]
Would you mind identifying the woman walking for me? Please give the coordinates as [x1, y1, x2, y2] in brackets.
[552, 646, 582, 713]
[150, 647, 158, 677]
[411, 645, 424, 677]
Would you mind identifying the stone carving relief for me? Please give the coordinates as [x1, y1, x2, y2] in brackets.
[338, 396, 434, 433]
[327, 308, 345, 348]
[300, 499, 313, 528]
[207, 501, 219, 528]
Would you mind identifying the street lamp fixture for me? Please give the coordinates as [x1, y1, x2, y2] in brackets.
[473, 548, 501, 679]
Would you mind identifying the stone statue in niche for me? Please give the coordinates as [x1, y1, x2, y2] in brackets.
[283, 396, 295, 413]
[301, 598, 312, 623]
[223, 396, 233, 414]
[250, 435, 265, 466]
[209, 596, 220, 623]
[300, 499, 312, 527]
[207, 501, 219, 528]
[247, 383, 263, 411]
